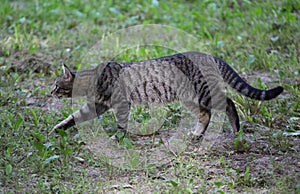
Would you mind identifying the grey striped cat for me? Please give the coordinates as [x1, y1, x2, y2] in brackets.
[51, 52, 283, 139]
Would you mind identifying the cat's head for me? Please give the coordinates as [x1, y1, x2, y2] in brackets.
[51, 64, 76, 98]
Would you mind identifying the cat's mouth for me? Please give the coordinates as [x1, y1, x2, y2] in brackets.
[51, 85, 72, 98]
[51, 86, 63, 98]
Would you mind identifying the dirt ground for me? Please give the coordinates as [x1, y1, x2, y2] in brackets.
[80, 122, 300, 193]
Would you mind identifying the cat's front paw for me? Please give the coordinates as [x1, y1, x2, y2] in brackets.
[110, 134, 118, 141]
[49, 124, 62, 135]
[49, 115, 76, 135]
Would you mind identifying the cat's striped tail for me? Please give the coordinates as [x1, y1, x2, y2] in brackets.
[216, 57, 283, 100]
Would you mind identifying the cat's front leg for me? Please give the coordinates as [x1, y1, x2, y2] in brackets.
[52, 115, 76, 131]
[51, 103, 98, 134]
[110, 101, 131, 141]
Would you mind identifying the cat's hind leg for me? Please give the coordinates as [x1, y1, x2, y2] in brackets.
[183, 101, 211, 138]
[190, 109, 211, 137]
[226, 97, 240, 134]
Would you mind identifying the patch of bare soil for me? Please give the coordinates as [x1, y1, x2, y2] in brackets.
[210, 123, 300, 191]
[81, 121, 299, 192]
[6, 50, 54, 74]
[243, 70, 300, 90]
[0, 49, 65, 110]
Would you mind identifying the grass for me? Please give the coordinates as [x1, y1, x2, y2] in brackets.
[1, 0, 300, 193]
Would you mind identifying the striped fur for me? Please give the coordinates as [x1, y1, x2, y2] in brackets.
[51, 52, 283, 138]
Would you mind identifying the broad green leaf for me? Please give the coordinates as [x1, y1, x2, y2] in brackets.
[45, 155, 60, 164]
[61, 148, 73, 156]
[14, 115, 23, 130]
[5, 164, 12, 175]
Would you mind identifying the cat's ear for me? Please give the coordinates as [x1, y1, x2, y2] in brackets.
[62, 64, 75, 79]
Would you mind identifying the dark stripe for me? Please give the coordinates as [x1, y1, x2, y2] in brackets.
[198, 85, 209, 100]
[143, 81, 148, 101]
[151, 97, 155, 102]
[197, 81, 207, 93]
[227, 72, 237, 85]
[132, 87, 142, 102]
[153, 84, 162, 97]
[162, 82, 169, 100]
[254, 91, 261, 99]
[237, 83, 247, 93]
[203, 95, 211, 107]
[224, 67, 232, 81]
[231, 77, 239, 89]
[145, 64, 150, 79]
[248, 90, 256, 98]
